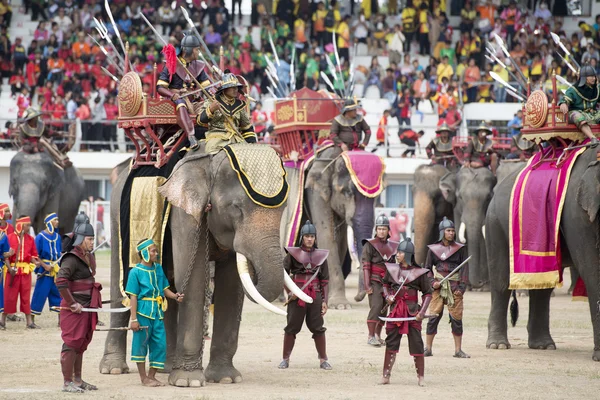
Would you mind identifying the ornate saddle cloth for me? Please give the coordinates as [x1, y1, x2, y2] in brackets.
[509, 141, 588, 290]
[340, 151, 385, 198]
[223, 143, 289, 208]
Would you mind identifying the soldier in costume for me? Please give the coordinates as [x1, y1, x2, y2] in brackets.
[279, 221, 332, 370]
[463, 123, 498, 175]
[198, 71, 257, 154]
[381, 238, 432, 386]
[507, 132, 536, 160]
[558, 64, 600, 147]
[425, 123, 457, 168]
[361, 215, 399, 347]
[0, 203, 15, 322]
[2, 216, 41, 329]
[330, 98, 372, 151]
[424, 217, 470, 358]
[56, 222, 101, 393]
[126, 239, 184, 386]
[62, 211, 90, 254]
[31, 213, 62, 318]
[157, 34, 212, 150]
[18, 107, 72, 168]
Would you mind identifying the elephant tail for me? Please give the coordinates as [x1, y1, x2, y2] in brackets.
[510, 290, 519, 327]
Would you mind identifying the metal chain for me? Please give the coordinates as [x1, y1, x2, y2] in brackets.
[199, 220, 211, 370]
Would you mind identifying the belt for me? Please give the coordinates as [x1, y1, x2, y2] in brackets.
[41, 258, 60, 277]
[16, 261, 35, 275]
[142, 296, 168, 312]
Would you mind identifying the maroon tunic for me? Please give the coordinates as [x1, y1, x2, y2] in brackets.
[424, 241, 468, 293]
[284, 246, 329, 307]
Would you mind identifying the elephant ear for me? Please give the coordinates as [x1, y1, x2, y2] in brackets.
[439, 171, 457, 205]
[576, 160, 600, 223]
[158, 154, 211, 222]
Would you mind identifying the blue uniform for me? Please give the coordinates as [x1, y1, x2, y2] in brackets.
[30, 231, 62, 315]
[0, 233, 10, 313]
[125, 263, 170, 369]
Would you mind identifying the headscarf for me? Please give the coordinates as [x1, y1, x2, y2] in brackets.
[137, 238, 155, 263]
[44, 213, 58, 234]
[15, 216, 31, 235]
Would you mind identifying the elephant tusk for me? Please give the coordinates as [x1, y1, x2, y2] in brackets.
[458, 222, 466, 243]
[236, 253, 287, 316]
[283, 273, 313, 304]
[482, 224, 486, 240]
[347, 226, 359, 262]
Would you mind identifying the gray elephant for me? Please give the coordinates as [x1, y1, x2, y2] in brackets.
[412, 164, 454, 265]
[9, 151, 85, 233]
[282, 146, 383, 308]
[439, 166, 497, 288]
[486, 148, 600, 360]
[100, 145, 310, 386]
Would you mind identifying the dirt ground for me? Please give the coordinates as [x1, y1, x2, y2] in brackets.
[0, 250, 598, 400]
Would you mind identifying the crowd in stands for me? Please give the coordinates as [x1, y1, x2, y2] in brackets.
[0, 0, 596, 150]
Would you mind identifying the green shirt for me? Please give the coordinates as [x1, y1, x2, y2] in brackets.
[305, 58, 319, 80]
[559, 84, 600, 111]
[125, 263, 170, 320]
[440, 48, 456, 69]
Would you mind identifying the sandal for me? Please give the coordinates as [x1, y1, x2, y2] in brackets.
[0, 322, 5, 330]
[320, 361, 332, 370]
[78, 381, 98, 391]
[424, 348, 433, 357]
[454, 350, 471, 358]
[278, 359, 289, 369]
[26, 323, 41, 329]
[62, 382, 84, 393]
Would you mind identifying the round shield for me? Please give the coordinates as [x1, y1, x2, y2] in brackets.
[118, 72, 143, 117]
[524, 90, 548, 129]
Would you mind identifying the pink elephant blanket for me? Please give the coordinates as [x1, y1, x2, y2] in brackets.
[509, 141, 588, 290]
[340, 151, 385, 198]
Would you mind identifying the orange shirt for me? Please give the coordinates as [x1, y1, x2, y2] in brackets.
[71, 42, 91, 59]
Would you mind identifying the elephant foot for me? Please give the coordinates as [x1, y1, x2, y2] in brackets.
[168, 368, 206, 387]
[328, 296, 352, 310]
[592, 349, 600, 361]
[486, 335, 511, 350]
[354, 290, 367, 302]
[99, 354, 130, 375]
[528, 336, 556, 350]
[205, 362, 243, 384]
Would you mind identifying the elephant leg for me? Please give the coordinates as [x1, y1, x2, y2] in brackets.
[168, 208, 209, 387]
[205, 251, 244, 384]
[527, 289, 555, 350]
[485, 208, 511, 350]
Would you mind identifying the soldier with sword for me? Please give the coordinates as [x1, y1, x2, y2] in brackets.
[379, 238, 433, 386]
[278, 220, 332, 371]
[424, 217, 471, 358]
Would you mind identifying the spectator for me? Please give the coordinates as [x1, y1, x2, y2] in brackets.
[0, 0, 11, 27]
[33, 22, 49, 43]
[158, 1, 176, 36]
[337, 15, 351, 62]
[382, 68, 396, 105]
[460, 1, 476, 33]
[507, 110, 523, 137]
[215, 13, 230, 44]
[401, 0, 417, 53]
[9, 70, 25, 96]
[464, 58, 480, 103]
[53, 8, 73, 34]
[372, 109, 390, 155]
[16, 87, 31, 117]
[12, 37, 27, 73]
[501, 1, 520, 47]
[387, 24, 404, 65]
[413, 70, 431, 110]
[394, 88, 413, 134]
[205, 24, 222, 52]
[390, 207, 409, 241]
[104, 96, 118, 151]
[251, 102, 269, 138]
[418, 3, 430, 56]
[436, 55, 453, 84]
[90, 93, 106, 150]
[399, 129, 423, 157]
[362, 56, 383, 97]
[312, 2, 328, 47]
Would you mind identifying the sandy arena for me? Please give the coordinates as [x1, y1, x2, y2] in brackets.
[0, 251, 598, 400]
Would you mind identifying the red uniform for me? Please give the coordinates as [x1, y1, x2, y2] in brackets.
[5, 232, 38, 314]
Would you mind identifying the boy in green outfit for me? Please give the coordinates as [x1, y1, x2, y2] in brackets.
[126, 239, 184, 387]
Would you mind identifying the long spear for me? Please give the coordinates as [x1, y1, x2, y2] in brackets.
[493, 34, 528, 86]
[550, 32, 581, 70]
[104, 0, 133, 71]
[88, 34, 124, 75]
[268, 30, 280, 66]
[93, 17, 126, 69]
[485, 45, 526, 93]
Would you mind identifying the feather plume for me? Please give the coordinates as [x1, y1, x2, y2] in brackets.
[510, 290, 519, 327]
[161, 44, 177, 81]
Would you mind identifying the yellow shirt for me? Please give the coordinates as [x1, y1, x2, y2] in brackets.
[401, 8, 418, 33]
[326, 10, 341, 33]
[312, 10, 328, 32]
[337, 21, 350, 49]
[419, 10, 429, 34]
[531, 62, 543, 76]
[436, 63, 454, 83]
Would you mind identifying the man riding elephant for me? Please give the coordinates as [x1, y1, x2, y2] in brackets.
[463, 123, 498, 175]
[17, 107, 72, 168]
[157, 34, 212, 150]
[198, 71, 257, 154]
[330, 98, 371, 152]
[424, 217, 470, 359]
[362, 215, 399, 347]
[425, 123, 457, 168]
[558, 64, 600, 147]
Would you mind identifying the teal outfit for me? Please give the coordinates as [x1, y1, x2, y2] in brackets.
[125, 263, 170, 369]
[559, 84, 600, 127]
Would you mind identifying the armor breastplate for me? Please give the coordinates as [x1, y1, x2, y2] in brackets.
[433, 137, 453, 153]
[285, 247, 329, 271]
[366, 239, 399, 262]
[472, 137, 493, 153]
[427, 242, 464, 261]
[175, 60, 206, 84]
[21, 119, 45, 138]
[334, 114, 365, 128]
[384, 263, 429, 286]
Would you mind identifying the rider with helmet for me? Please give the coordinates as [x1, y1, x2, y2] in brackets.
[361, 214, 400, 347]
[380, 238, 433, 386]
[558, 63, 600, 147]
[157, 33, 212, 150]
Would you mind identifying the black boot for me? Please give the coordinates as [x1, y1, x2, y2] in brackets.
[278, 333, 295, 369]
[414, 356, 425, 386]
[381, 349, 396, 384]
[314, 335, 332, 370]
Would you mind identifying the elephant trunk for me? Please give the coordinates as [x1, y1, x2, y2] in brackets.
[413, 190, 435, 265]
[13, 183, 42, 226]
[236, 253, 286, 316]
[464, 211, 487, 288]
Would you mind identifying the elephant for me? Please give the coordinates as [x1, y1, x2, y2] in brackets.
[299, 146, 380, 308]
[412, 164, 454, 265]
[485, 147, 600, 360]
[99, 146, 311, 386]
[9, 151, 85, 233]
[439, 166, 497, 288]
